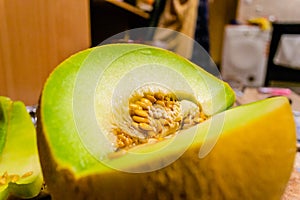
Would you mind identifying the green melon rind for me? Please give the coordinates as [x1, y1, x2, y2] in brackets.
[0, 97, 43, 199]
[39, 43, 235, 174]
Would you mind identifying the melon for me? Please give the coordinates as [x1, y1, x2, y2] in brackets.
[37, 44, 296, 199]
[0, 96, 43, 199]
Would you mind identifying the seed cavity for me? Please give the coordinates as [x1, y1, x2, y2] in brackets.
[111, 89, 208, 151]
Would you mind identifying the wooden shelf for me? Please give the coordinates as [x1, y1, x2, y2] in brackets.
[105, 0, 150, 19]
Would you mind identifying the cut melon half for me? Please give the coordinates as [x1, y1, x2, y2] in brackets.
[37, 44, 296, 199]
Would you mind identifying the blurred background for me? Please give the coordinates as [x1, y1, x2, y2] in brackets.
[1, 0, 300, 105]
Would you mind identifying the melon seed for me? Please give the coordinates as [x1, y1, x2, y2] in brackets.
[139, 123, 153, 131]
[154, 92, 164, 100]
[156, 100, 165, 107]
[145, 94, 156, 103]
[21, 171, 34, 178]
[129, 103, 142, 111]
[132, 116, 149, 124]
[134, 109, 148, 118]
[0, 177, 6, 185]
[135, 101, 149, 110]
[140, 98, 152, 106]
[10, 174, 20, 183]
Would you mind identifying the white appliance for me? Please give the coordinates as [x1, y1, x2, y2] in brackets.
[221, 25, 271, 87]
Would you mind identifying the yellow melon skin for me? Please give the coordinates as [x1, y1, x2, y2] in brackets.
[37, 96, 296, 200]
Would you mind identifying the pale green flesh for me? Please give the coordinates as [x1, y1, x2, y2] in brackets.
[41, 45, 149, 172]
[0, 97, 43, 199]
[40, 43, 235, 174]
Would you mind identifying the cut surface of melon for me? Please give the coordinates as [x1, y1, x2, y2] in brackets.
[39, 43, 235, 173]
[0, 96, 43, 199]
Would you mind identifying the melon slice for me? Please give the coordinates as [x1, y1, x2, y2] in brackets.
[0, 96, 43, 199]
[37, 44, 296, 199]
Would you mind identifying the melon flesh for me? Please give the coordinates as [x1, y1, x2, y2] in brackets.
[0, 97, 43, 199]
[38, 44, 235, 172]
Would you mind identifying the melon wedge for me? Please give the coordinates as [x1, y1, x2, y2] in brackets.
[36, 44, 296, 199]
[38, 94, 296, 199]
[0, 96, 43, 199]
